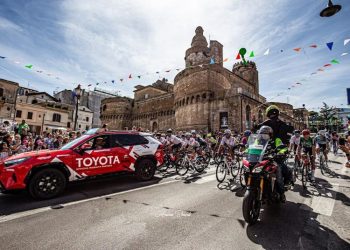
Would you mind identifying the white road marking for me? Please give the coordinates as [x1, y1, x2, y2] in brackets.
[309, 183, 339, 216]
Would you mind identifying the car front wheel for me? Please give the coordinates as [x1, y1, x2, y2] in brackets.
[28, 168, 67, 200]
[135, 159, 156, 181]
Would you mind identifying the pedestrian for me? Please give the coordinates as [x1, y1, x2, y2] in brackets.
[0, 142, 10, 160]
[18, 120, 29, 140]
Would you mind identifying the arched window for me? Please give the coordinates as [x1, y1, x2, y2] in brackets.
[246, 105, 251, 129]
[191, 96, 194, 104]
[0, 88, 4, 97]
[202, 93, 206, 99]
[186, 97, 189, 105]
[182, 99, 185, 106]
[103, 105, 107, 111]
[196, 95, 200, 103]
[258, 109, 264, 123]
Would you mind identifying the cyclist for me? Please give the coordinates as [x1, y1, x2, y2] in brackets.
[241, 130, 251, 147]
[181, 132, 199, 160]
[289, 130, 301, 155]
[217, 129, 236, 157]
[297, 129, 316, 182]
[166, 129, 183, 152]
[155, 132, 167, 145]
[331, 131, 339, 155]
[257, 105, 294, 202]
[314, 130, 329, 162]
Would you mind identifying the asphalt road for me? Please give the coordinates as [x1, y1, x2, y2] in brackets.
[0, 154, 349, 250]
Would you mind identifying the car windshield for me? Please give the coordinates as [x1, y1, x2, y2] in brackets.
[61, 135, 90, 150]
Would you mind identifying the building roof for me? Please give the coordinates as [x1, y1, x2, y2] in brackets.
[26, 92, 58, 102]
[0, 78, 20, 86]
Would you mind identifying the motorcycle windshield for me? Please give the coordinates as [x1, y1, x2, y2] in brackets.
[246, 134, 270, 163]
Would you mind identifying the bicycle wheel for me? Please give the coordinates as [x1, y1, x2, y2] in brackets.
[301, 163, 308, 189]
[176, 159, 189, 176]
[216, 161, 226, 183]
[230, 159, 240, 178]
[239, 165, 247, 188]
[319, 154, 325, 175]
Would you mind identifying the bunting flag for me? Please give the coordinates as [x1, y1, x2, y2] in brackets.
[317, 69, 324, 72]
[88, 84, 92, 87]
[96, 82, 100, 85]
[128, 74, 132, 78]
[36, 70, 43, 73]
[25, 64, 33, 69]
[14, 61, 20, 64]
[210, 57, 215, 64]
[111, 80, 115, 83]
[326, 42, 334, 51]
[0, 56, 6, 59]
[311, 72, 317, 75]
[176, 68, 180, 71]
[344, 39, 350, 46]
[309, 44, 317, 48]
[165, 70, 171, 72]
[263, 48, 270, 55]
[137, 75, 141, 78]
[120, 79, 123, 82]
[341, 52, 348, 56]
[235, 53, 241, 60]
[296, 82, 302, 85]
[331, 59, 340, 64]
[223, 58, 228, 62]
[249, 51, 255, 57]
[324, 64, 332, 67]
[293, 48, 302, 52]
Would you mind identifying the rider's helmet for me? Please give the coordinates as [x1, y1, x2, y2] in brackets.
[166, 129, 172, 134]
[266, 105, 280, 119]
[258, 126, 273, 140]
[156, 132, 161, 137]
[224, 129, 231, 137]
[294, 130, 301, 137]
[244, 130, 251, 137]
[185, 132, 191, 138]
[319, 130, 326, 137]
[302, 129, 310, 136]
[190, 130, 196, 135]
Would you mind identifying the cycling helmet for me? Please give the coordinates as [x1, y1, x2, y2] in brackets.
[244, 130, 251, 137]
[166, 129, 172, 133]
[302, 129, 310, 136]
[185, 132, 191, 137]
[224, 129, 231, 135]
[294, 130, 301, 134]
[319, 130, 326, 136]
[191, 130, 196, 134]
[258, 126, 273, 136]
[266, 105, 280, 118]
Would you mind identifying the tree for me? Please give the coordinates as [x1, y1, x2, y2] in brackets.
[319, 102, 337, 129]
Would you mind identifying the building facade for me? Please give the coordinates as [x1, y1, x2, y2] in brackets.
[101, 26, 304, 132]
[0, 79, 20, 121]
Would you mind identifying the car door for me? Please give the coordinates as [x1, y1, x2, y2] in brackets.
[73, 135, 120, 176]
[109, 134, 135, 172]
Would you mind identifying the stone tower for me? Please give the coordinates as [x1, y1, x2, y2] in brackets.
[232, 61, 259, 94]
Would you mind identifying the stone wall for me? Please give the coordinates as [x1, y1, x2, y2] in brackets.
[100, 97, 133, 130]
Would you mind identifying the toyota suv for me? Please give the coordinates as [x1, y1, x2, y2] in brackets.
[0, 129, 164, 199]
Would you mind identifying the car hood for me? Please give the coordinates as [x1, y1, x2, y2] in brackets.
[3, 150, 61, 162]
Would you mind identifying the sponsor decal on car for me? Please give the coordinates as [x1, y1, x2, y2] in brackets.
[76, 156, 121, 170]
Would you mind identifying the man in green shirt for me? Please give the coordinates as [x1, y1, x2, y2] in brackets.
[18, 120, 29, 139]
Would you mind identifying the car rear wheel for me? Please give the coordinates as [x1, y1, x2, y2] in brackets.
[28, 168, 67, 200]
[135, 159, 156, 181]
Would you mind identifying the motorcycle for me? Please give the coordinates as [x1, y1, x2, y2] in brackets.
[241, 134, 287, 225]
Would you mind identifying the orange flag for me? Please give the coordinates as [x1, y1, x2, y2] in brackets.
[223, 58, 228, 62]
[293, 48, 302, 52]
[309, 44, 317, 48]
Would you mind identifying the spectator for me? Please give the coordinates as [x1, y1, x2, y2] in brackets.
[18, 120, 29, 139]
[0, 142, 10, 160]
[98, 124, 108, 133]
[53, 135, 64, 149]
[63, 137, 70, 145]
[44, 133, 54, 149]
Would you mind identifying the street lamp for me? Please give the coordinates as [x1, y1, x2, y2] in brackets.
[320, 0, 342, 17]
[73, 84, 82, 131]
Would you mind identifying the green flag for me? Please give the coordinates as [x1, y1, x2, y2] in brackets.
[25, 64, 33, 69]
[249, 51, 255, 58]
[331, 59, 339, 64]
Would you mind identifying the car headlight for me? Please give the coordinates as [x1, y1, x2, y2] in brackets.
[4, 157, 31, 168]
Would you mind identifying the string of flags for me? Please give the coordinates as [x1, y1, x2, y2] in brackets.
[0, 37, 349, 92]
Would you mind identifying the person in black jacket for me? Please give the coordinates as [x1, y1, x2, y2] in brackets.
[256, 105, 294, 202]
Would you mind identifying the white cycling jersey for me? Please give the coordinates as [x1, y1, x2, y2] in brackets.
[182, 137, 199, 148]
[290, 135, 301, 145]
[166, 135, 183, 145]
[220, 136, 236, 147]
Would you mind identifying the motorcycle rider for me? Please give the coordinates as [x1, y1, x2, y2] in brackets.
[257, 105, 294, 202]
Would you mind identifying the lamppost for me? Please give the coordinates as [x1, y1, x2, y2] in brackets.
[320, 0, 342, 17]
[73, 84, 82, 131]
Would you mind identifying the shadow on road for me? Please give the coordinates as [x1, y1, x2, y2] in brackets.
[0, 173, 163, 216]
[246, 201, 350, 249]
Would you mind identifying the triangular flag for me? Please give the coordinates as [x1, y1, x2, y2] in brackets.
[88, 84, 92, 87]
[341, 52, 348, 56]
[165, 70, 171, 72]
[293, 48, 302, 52]
[311, 72, 317, 75]
[210, 57, 215, 64]
[120, 79, 123, 82]
[96, 82, 100, 85]
[223, 58, 228, 62]
[317, 69, 324, 72]
[249, 51, 255, 57]
[323, 64, 332, 67]
[344, 39, 350, 46]
[296, 82, 302, 85]
[331, 59, 339, 64]
[111, 80, 115, 83]
[0, 56, 6, 59]
[25, 64, 33, 69]
[235, 53, 241, 60]
[176, 68, 180, 71]
[137, 75, 141, 78]
[326, 42, 333, 51]
[156, 71, 159, 74]
[128, 74, 132, 78]
[309, 44, 317, 48]
[288, 88, 291, 90]
[263, 48, 270, 55]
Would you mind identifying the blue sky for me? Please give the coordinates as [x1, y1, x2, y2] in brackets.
[0, 0, 349, 110]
